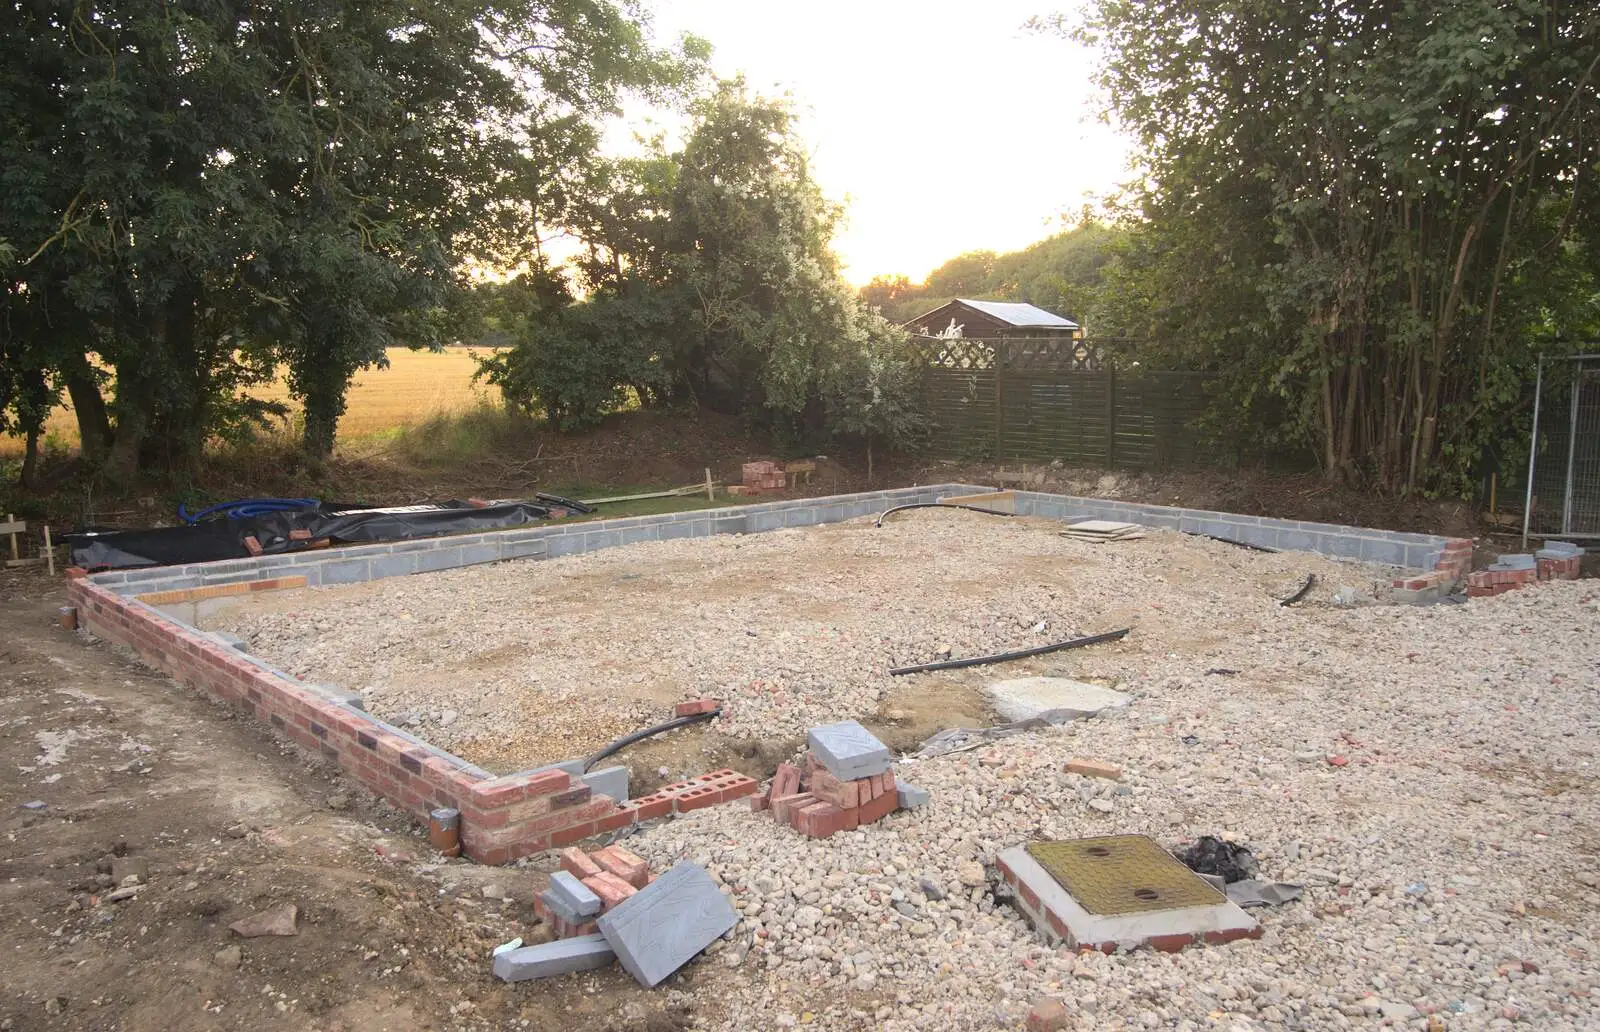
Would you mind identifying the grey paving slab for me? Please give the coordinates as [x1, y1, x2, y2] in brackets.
[548, 872, 602, 917]
[896, 782, 930, 808]
[492, 934, 615, 982]
[807, 720, 891, 780]
[595, 862, 737, 987]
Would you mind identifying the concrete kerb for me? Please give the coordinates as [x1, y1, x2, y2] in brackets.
[74, 482, 1458, 865]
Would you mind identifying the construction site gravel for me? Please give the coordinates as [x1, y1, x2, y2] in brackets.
[206, 510, 1399, 773]
[188, 510, 1600, 1031]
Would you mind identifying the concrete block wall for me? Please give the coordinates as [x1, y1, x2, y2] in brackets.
[71, 482, 1470, 864]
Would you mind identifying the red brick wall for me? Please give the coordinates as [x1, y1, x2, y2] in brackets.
[67, 578, 649, 864]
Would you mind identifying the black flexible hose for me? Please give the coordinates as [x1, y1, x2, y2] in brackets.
[874, 502, 1018, 527]
[1278, 573, 1317, 606]
[582, 709, 721, 771]
[888, 628, 1131, 676]
[1183, 530, 1280, 553]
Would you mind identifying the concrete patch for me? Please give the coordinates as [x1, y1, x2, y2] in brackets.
[596, 862, 737, 987]
[984, 677, 1131, 723]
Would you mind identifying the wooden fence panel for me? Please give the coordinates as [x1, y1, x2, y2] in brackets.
[912, 337, 1220, 469]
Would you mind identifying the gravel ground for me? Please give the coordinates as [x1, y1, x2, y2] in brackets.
[201, 513, 1598, 1029]
[620, 580, 1599, 1032]
[206, 511, 1398, 773]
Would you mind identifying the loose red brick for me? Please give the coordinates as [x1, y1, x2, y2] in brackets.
[796, 800, 852, 839]
[858, 787, 898, 824]
[242, 535, 263, 556]
[809, 768, 862, 809]
[1064, 758, 1123, 780]
[673, 698, 722, 717]
[1026, 997, 1070, 1032]
[772, 762, 802, 799]
[750, 785, 772, 811]
[591, 845, 650, 888]
[1148, 932, 1199, 953]
[772, 792, 817, 825]
[580, 871, 637, 910]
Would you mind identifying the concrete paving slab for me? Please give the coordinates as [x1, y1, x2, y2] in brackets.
[985, 677, 1131, 723]
[492, 934, 615, 982]
[807, 720, 891, 780]
[596, 862, 737, 987]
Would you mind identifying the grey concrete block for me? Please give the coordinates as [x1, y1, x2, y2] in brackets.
[596, 863, 737, 988]
[1359, 537, 1408, 566]
[896, 782, 930, 808]
[548, 872, 602, 917]
[619, 524, 658, 545]
[502, 539, 549, 559]
[415, 546, 465, 572]
[583, 529, 623, 551]
[318, 558, 371, 585]
[1491, 553, 1536, 570]
[209, 631, 247, 650]
[1390, 586, 1438, 605]
[547, 534, 585, 557]
[711, 516, 748, 535]
[748, 510, 786, 532]
[369, 553, 420, 580]
[582, 764, 629, 803]
[659, 520, 707, 541]
[306, 682, 364, 710]
[492, 934, 615, 982]
[459, 543, 501, 565]
[807, 720, 891, 780]
[1544, 540, 1583, 554]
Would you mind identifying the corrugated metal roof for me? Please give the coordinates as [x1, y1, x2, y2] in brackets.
[956, 298, 1079, 328]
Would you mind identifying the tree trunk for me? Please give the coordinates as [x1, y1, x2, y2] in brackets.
[19, 426, 40, 491]
[299, 352, 351, 458]
[62, 350, 113, 462]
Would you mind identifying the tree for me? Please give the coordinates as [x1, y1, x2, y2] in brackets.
[0, 0, 702, 476]
[1064, 0, 1600, 493]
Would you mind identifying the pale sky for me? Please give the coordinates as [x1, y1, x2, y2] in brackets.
[625, 1, 1130, 285]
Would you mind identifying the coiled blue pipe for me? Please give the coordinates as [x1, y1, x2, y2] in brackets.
[177, 498, 320, 524]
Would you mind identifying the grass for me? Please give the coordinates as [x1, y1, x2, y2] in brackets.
[0, 347, 500, 458]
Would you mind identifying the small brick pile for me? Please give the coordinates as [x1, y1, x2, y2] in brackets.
[1389, 537, 1474, 603]
[753, 755, 899, 839]
[535, 845, 654, 938]
[740, 460, 786, 493]
[1466, 542, 1583, 597]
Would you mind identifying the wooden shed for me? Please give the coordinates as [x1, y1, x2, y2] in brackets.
[901, 298, 1080, 340]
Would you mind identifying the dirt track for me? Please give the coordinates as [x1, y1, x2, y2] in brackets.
[0, 570, 692, 1032]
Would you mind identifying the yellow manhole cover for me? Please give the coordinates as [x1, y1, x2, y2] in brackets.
[1026, 835, 1226, 915]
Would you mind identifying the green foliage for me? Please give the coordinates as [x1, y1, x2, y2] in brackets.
[0, 0, 702, 481]
[476, 271, 672, 430]
[864, 223, 1122, 327]
[481, 80, 931, 453]
[1070, 0, 1600, 494]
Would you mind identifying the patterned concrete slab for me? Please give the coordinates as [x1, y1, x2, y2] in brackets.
[997, 841, 1260, 953]
[596, 862, 737, 987]
[807, 720, 891, 780]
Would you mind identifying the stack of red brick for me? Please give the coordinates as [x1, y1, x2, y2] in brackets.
[534, 845, 653, 938]
[740, 460, 786, 493]
[1466, 545, 1582, 598]
[751, 753, 899, 839]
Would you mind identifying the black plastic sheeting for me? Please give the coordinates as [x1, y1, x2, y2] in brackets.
[1175, 836, 1260, 883]
[67, 496, 593, 571]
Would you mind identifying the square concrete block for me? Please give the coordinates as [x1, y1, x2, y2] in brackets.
[596, 862, 737, 987]
[549, 871, 602, 917]
[807, 720, 891, 781]
[492, 934, 615, 982]
[581, 764, 629, 803]
[896, 782, 930, 808]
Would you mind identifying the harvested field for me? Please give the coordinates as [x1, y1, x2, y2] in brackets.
[204, 510, 1397, 774]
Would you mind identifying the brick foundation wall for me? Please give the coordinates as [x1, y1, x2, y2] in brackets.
[65, 576, 716, 865]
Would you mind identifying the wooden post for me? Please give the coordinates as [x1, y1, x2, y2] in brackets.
[1105, 367, 1117, 468]
[705, 467, 715, 501]
[6, 514, 16, 562]
[993, 342, 1006, 461]
[44, 524, 54, 578]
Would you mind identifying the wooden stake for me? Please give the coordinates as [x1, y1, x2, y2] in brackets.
[705, 467, 715, 501]
[43, 524, 54, 578]
[7, 514, 16, 562]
